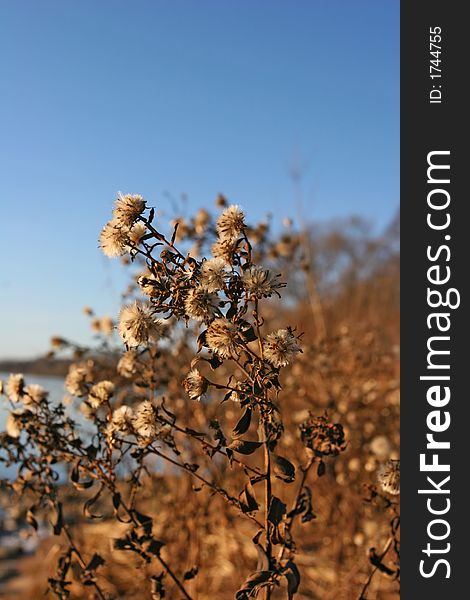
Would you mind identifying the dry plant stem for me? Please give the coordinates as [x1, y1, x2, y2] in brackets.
[256, 299, 273, 600]
[64, 447, 194, 600]
[231, 356, 254, 382]
[110, 473, 194, 600]
[62, 524, 107, 600]
[358, 536, 394, 600]
[278, 460, 314, 564]
[150, 446, 264, 529]
[139, 216, 186, 261]
[254, 300, 264, 360]
[157, 415, 263, 477]
[264, 430, 273, 600]
[157, 554, 194, 600]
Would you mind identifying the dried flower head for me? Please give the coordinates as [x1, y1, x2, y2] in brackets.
[242, 266, 284, 298]
[200, 258, 227, 293]
[118, 301, 165, 347]
[113, 193, 146, 227]
[185, 287, 219, 322]
[6, 412, 21, 438]
[127, 222, 147, 248]
[50, 336, 67, 348]
[133, 400, 159, 439]
[194, 208, 210, 234]
[88, 380, 115, 408]
[65, 365, 89, 397]
[206, 318, 240, 358]
[211, 238, 239, 265]
[215, 193, 227, 207]
[137, 274, 159, 297]
[378, 459, 400, 495]
[100, 315, 114, 336]
[99, 220, 129, 257]
[110, 405, 134, 435]
[6, 374, 24, 402]
[117, 349, 139, 378]
[216, 205, 245, 241]
[183, 369, 209, 400]
[264, 329, 301, 368]
[300, 413, 347, 457]
[24, 384, 48, 404]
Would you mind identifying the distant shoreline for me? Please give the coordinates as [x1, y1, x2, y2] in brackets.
[0, 358, 72, 377]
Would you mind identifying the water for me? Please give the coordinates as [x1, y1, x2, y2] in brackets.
[0, 373, 69, 577]
[0, 372, 66, 427]
[0, 373, 67, 479]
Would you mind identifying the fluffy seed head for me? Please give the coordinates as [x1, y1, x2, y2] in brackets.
[200, 258, 227, 293]
[88, 380, 115, 408]
[194, 208, 210, 234]
[137, 274, 159, 297]
[206, 318, 240, 358]
[65, 365, 89, 397]
[378, 459, 400, 495]
[118, 301, 165, 347]
[211, 238, 238, 265]
[117, 350, 139, 378]
[6, 413, 21, 438]
[264, 329, 301, 368]
[185, 287, 219, 322]
[24, 384, 48, 404]
[110, 405, 134, 435]
[6, 374, 24, 402]
[127, 222, 147, 248]
[183, 369, 209, 400]
[113, 193, 146, 227]
[216, 205, 245, 241]
[100, 315, 114, 336]
[242, 266, 284, 298]
[133, 400, 159, 439]
[99, 220, 130, 257]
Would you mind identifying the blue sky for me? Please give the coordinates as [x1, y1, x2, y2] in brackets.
[0, 0, 399, 359]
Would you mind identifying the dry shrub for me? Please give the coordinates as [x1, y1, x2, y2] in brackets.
[0, 195, 399, 599]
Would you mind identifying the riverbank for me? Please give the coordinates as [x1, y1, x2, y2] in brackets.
[0, 357, 72, 377]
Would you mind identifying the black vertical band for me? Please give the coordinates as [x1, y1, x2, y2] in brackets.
[401, 2, 467, 596]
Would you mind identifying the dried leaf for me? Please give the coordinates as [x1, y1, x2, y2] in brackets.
[283, 561, 301, 599]
[239, 481, 259, 513]
[267, 496, 287, 526]
[85, 553, 105, 572]
[273, 455, 296, 483]
[228, 440, 262, 455]
[83, 484, 104, 519]
[197, 330, 207, 352]
[183, 566, 198, 580]
[53, 502, 63, 535]
[233, 408, 252, 438]
[151, 573, 165, 599]
[240, 323, 258, 343]
[70, 460, 94, 490]
[253, 530, 270, 572]
[368, 548, 395, 575]
[208, 355, 223, 370]
[134, 510, 153, 535]
[236, 570, 273, 599]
